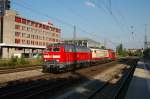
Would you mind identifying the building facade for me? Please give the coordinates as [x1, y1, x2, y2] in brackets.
[0, 10, 61, 58]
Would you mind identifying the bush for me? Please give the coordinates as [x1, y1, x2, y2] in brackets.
[9, 56, 18, 66]
[19, 56, 29, 65]
[29, 58, 43, 65]
[0, 56, 43, 68]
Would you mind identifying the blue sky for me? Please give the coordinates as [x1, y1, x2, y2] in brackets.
[11, 0, 150, 49]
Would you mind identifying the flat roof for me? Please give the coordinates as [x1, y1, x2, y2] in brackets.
[63, 38, 101, 44]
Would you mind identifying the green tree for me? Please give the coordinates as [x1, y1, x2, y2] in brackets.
[101, 46, 106, 49]
[143, 48, 150, 59]
[116, 43, 127, 57]
[116, 44, 123, 55]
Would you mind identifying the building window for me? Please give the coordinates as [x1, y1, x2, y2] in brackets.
[22, 33, 27, 38]
[43, 25, 46, 29]
[27, 20, 31, 25]
[52, 39, 55, 42]
[57, 29, 61, 33]
[51, 27, 55, 32]
[22, 18, 26, 24]
[43, 36, 45, 40]
[27, 40, 30, 44]
[15, 48, 23, 51]
[56, 39, 58, 42]
[27, 27, 30, 31]
[22, 26, 26, 31]
[55, 34, 58, 37]
[46, 42, 48, 45]
[52, 33, 55, 36]
[49, 38, 51, 41]
[39, 42, 42, 46]
[15, 25, 21, 30]
[31, 22, 35, 27]
[31, 35, 34, 39]
[26, 34, 30, 38]
[22, 39, 26, 44]
[39, 24, 42, 28]
[15, 17, 21, 23]
[35, 41, 38, 45]
[31, 41, 34, 45]
[46, 26, 50, 30]
[35, 23, 38, 27]
[15, 32, 21, 37]
[15, 38, 21, 44]
[43, 42, 45, 46]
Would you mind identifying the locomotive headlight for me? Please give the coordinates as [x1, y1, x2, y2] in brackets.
[56, 59, 59, 62]
[44, 55, 51, 58]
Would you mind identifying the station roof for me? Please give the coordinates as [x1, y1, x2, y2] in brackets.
[0, 43, 46, 49]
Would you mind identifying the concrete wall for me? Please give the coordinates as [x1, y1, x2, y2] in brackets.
[3, 11, 15, 44]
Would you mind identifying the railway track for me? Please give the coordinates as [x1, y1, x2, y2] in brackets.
[0, 61, 119, 99]
[51, 59, 138, 99]
[0, 74, 51, 99]
[0, 58, 138, 99]
[0, 66, 41, 74]
[0, 58, 126, 75]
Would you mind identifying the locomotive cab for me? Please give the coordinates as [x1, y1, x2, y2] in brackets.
[43, 46, 64, 72]
[43, 47, 61, 62]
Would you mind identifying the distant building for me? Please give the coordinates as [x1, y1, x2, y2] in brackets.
[128, 48, 143, 53]
[63, 38, 102, 48]
[0, 10, 61, 58]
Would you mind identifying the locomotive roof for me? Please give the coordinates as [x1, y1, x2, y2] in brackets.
[47, 43, 88, 48]
[47, 43, 91, 52]
[90, 47, 114, 51]
[48, 43, 73, 46]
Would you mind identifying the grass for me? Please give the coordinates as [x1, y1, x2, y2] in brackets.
[0, 57, 43, 69]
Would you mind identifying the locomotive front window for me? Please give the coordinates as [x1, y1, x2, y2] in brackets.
[47, 47, 52, 51]
[53, 47, 60, 52]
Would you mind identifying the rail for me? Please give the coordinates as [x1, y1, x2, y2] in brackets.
[0, 66, 41, 74]
[87, 59, 138, 99]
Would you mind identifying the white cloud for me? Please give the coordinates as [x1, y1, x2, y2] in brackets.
[85, 1, 95, 8]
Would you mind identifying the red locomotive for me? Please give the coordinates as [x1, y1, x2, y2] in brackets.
[42, 43, 116, 72]
[43, 43, 91, 72]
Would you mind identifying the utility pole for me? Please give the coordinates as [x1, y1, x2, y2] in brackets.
[104, 39, 107, 49]
[73, 25, 76, 45]
[130, 25, 134, 40]
[144, 24, 148, 49]
[72, 25, 77, 72]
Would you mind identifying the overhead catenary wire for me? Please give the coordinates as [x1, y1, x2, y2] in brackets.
[57, 0, 111, 43]
[57, 0, 120, 46]
[90, 0, 129, 34]
[12, 0, 120, 48]
[12, 1, 73, 28]
[89, 0, 137, 48]
[12, 0, 100, 40]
